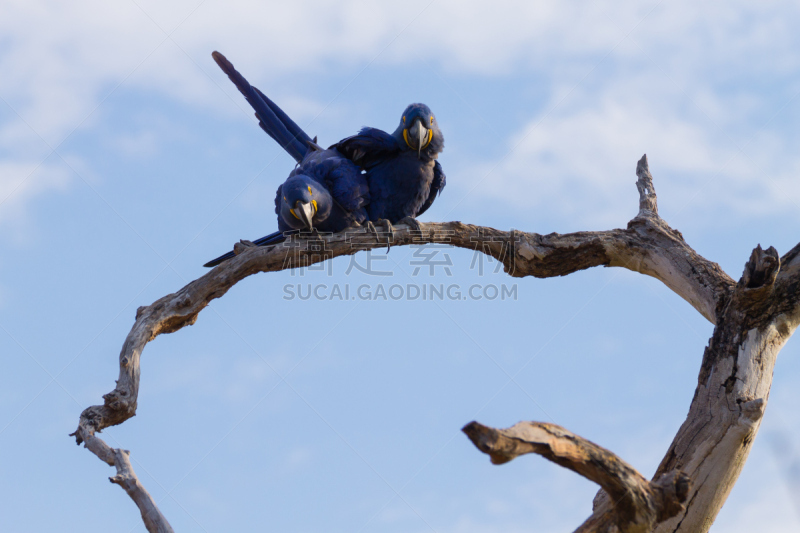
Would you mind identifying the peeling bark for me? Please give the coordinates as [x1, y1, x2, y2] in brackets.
[463, 421, 690, 533]
[646, 242, 800, 533]
[72, 154, 799, 532]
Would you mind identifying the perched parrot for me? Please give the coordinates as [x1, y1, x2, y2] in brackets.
[333, 103, 446, 233]
[203, 52, 369, 268]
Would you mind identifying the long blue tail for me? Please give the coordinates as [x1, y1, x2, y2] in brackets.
[212, 51, 312, 163]
[203, 230, 293, 268]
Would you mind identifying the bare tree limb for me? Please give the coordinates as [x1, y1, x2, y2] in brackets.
[72, 153, 798, 532]
[74, 426, 173, 533]
[644, 238, 800, 532]
[463, 421, 690, 533]
[71, 158, 730, 443]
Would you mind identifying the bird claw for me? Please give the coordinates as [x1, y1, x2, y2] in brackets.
[398, 216, 423, 235]
[366, 219, 394, 251]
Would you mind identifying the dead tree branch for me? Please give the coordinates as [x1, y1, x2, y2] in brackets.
[74, 425, 174, 533]
[72, 154, 800, 532]
[463, 421, 690, 533]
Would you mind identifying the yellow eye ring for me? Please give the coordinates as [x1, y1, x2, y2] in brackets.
[430, 116, 433, 124]
[402, 116, 406, 124]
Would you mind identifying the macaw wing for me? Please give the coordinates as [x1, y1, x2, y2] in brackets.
[328, 159, 370, 213]
[252, 87, 313, 154]
[304, 156, 369, 225]
[212, 51, 310, 162]
[333, 127, 401, 169]
[415, 160, 446, 217]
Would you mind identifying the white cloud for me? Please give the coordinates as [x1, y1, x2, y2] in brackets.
[3, 1, 800, 140]
[3, 1, 800, 230]
[0, 160, 71, 235]
[452, 70, 800, 229]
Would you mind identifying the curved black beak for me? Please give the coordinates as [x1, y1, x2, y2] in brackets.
[293, 200, 315, 230]
[408, 119, 430, 159]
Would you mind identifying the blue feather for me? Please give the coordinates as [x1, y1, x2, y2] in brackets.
[205, 56, 447, 268]
[333, 104, 446, 223]
[212, 51, 309, 162]
[204, 52, 371, 267]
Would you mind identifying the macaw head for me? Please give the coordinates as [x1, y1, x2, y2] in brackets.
[395, 103, 443, 158]
[279, 175, 331, 231]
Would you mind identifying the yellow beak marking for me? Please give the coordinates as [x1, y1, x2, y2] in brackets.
[290, 201, 318, 220]
[403, 128, 433, 150]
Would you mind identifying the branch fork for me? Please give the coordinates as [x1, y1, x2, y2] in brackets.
[73, 154, 800, 533]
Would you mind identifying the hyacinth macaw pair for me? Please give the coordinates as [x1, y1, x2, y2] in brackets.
[204, 52, 446, 267]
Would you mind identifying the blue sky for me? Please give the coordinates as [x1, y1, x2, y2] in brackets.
[2, 1, 800, 531]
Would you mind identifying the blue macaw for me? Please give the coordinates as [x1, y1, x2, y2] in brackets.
[332, 103, 446, 232]
[203, 52, 369, 268]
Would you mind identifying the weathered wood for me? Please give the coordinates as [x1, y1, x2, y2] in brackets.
[71, 157, 730, 442]
[643, 243, 800, 532]
[75, 426, 174, 533]
[463, 421, 690, 533]
[564, 158, 800, 532]
[72, 154, 798, 532]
